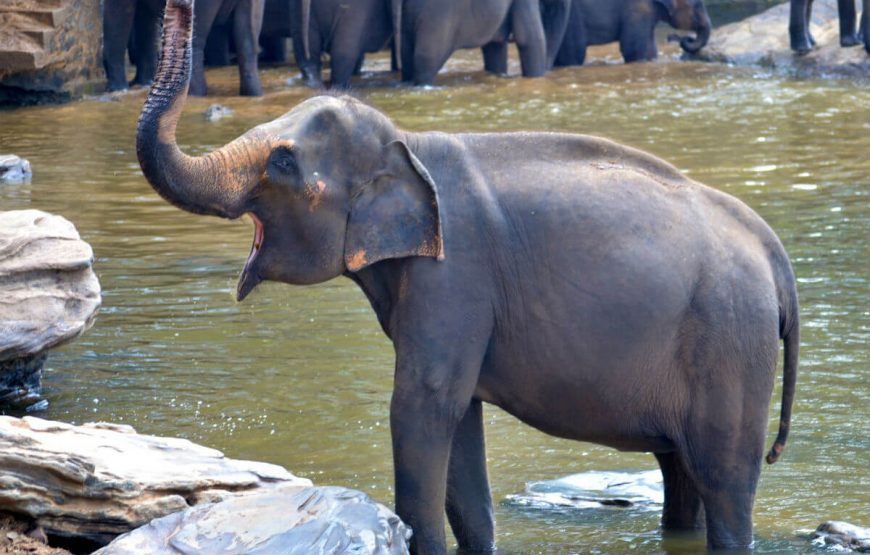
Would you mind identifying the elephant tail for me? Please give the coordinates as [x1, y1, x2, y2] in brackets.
[391, 0, 402, 72]
[301, 0, 311, 60]
[766, 272, 800, 464]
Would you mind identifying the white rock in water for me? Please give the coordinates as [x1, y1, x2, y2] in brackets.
[96, 485, 411, 555]
[0, 155, 32, 183]
[204, 103, 234, 121]
[0, 416, 313, 546]
[505, 469, 663, 511]
[812, 521, 870, 552]
[0, 210, 100, 360]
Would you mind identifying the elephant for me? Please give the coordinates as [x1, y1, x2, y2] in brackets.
[554, 0, 712, 66]
[789, 0, 870, 55]
[393, 0, 571, 85]
[138, 2, 800, 553]
[102, 0, 265, 95]
[292, 0, 394, 88]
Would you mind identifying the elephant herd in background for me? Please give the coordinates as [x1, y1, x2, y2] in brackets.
[104, 0, 870, 96]
[103, 0, 714, 95]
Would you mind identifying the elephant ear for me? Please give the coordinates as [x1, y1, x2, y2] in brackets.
[344, 140, 444, 272]
[654, 0, 676, 17]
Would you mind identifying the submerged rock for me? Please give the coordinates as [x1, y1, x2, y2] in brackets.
[0, 154, 32, 182]
[204, 103, 234, 122]
[96, 485, 411, 555]
[812, 521, 870, 552]
[505, 469, 663, 511]
[0, 210, 100, 409]
[0, 416, 313, 547]
[699, 0, 870, 76]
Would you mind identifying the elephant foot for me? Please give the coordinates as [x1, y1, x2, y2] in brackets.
[841, 33, 861, 47]
[239, 83, 263, 97]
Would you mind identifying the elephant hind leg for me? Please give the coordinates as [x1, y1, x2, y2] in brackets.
[655, 452, 705, 532]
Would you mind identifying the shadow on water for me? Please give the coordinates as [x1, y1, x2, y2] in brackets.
[0, 28, 868, 555]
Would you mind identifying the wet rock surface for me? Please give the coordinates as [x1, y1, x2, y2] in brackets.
[0, 155, 32, 183]
[504, 470, 663, 511]
[699, 0, 870, 76]
[812, 521, 870, 552]
[0, 210, 100, 409]
[204, 103, 234, 122]
[0, 416, 313, 548]
[95, 485, 411, 555]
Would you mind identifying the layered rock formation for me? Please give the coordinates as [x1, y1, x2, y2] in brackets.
[812, 521, 870, 552]
[0, 210, 100, 409]
[0, 154, 32, 182]
[96, 485, 411, 555]
[0, 0, 103, 105]
[0, 416, 313, 547]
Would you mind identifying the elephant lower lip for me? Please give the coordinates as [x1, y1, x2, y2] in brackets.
[237, 213, 264, 301]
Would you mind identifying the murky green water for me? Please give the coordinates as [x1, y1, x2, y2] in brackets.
[1, 44, 868, 554]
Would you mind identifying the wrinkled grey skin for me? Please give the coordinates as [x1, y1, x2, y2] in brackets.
[138, 2, 799, 553]
[293, 0, 393, 88]
[789, 0, 870, 55]
[393, 0, 570, 85]
[555, 0, 712, 66]
[103, 0, 264, 95]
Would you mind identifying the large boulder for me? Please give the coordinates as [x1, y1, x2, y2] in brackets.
[0, 416, 313, 547]
[0, 210, 100, 409]
[95, 485, 411, 555]
[699, 0, 870, 76]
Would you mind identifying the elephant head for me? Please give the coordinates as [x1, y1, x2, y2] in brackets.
[657, 0, 712, 54]
[137, 0, 443, 300]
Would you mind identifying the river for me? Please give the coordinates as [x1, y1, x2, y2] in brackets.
[0, 37, 868, 555]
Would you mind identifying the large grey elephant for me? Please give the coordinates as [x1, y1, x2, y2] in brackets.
[138, 2, 800, 553]
[789, 0, 870, 55]
[555, 0, 712, 66]
[102, 0, 264, 95]
[393, 0, 571, 85]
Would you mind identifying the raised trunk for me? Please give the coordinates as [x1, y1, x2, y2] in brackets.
[392, 0, 402, 72]
[679, 11, 711, 54]
[136, 0, 266, 218]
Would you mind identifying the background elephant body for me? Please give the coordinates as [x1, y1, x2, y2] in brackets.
[292, 0, 393, 88]
[789, 0, 870, 54]
[554, 0, 712, 66]
[394, 0, 567, 85]
[103, 0, 164, 91]
[102, 0, 264, 95]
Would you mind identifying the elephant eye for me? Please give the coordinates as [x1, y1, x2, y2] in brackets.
[269, 148, 298, 175]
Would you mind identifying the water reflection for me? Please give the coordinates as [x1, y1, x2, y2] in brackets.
[0, 56, 868, 554]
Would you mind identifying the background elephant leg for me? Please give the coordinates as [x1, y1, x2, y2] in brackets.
[191, 1, 221, 96]
[399, 29, 416, 82]
[233, 0, 264, 96]
[131, 7, 160, 87]
[446, 399, 495, 552]
[103, 0, 136, 91]
[790, 0, 816, 52]
[838, 0, 860, 45]
[541, 0, 570, 68]
[328, 20, 368, 88]
[291, 18, 323, 87]
[511, 0, 547, 77]
[655, 452, 705, 531]
[482, 41, 508, 75]
[862, 1, 870, 53]
[205, 23, 233, 66]
[619, 18, 657, 62]
[410, 25, 454, 85]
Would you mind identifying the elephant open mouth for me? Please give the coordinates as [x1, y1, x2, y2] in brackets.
[237, 212, 264, 301]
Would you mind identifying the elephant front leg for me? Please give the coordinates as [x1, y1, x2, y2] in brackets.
[233, 0, 264, 96]
[655, 452, 705, 532]
[446, 399, 495, 552]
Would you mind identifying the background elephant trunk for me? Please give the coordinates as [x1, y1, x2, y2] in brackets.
[136, 0, 264, 219]
[679, 8, 711, 53]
